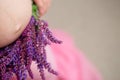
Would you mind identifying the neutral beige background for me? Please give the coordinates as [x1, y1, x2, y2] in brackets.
[43, 0, 120, 80]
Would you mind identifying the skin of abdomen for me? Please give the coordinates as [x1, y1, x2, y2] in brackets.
[0, 0, 32, 48]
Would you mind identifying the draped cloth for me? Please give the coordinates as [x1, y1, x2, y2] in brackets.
[50, 30, 102, 80]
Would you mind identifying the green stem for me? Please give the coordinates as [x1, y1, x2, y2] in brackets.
[32, 3, 39, 20]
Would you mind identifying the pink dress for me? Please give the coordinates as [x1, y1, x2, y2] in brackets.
[50, 30, 102, 80]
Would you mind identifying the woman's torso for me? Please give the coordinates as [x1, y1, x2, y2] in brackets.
[0, 0, 32, 48]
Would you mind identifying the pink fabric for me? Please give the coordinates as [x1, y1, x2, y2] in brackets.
[50, 30, 102, 80]
[12, 30, 102, 80]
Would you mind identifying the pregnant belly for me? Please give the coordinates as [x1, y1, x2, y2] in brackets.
[0, 0, 32, 48]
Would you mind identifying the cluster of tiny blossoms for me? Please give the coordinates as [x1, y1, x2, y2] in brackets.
[0, 16, 62, 80]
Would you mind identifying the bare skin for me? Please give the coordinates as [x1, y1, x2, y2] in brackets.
[0, 0, 51, 48]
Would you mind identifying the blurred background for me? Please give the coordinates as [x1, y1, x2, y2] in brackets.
[43, 0, 120, 80]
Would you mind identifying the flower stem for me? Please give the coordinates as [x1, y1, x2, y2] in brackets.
[32, 3, 39, 20]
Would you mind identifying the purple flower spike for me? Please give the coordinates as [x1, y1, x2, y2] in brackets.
[37, 19, 62, 44]
[44, 27, 62, 44]
[0, 16, 62, 80]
